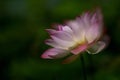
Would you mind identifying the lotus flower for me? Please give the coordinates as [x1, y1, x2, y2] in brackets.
[41, 9, 109, 62]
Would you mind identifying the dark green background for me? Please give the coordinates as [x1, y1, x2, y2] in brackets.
[0, 0, 120, 80]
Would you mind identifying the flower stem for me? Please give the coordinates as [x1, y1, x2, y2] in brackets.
[88, 55, 95, 80]
[80, 54, 87, 80]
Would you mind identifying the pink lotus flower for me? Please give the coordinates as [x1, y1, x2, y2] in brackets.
[41, 9, 109, 62]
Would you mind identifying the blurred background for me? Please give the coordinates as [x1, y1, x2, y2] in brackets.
[0, 0, 120, 80]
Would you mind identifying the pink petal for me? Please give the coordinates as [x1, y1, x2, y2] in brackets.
[62, 55, 79, 64]
[62, 26, 73, 34]
[53, 25, 63, 31]
[50, 35, 74, 49]
[45, 35, 74, 50]
[71, 44, 87, 55]
[51, 31, 73, 41]
[67, 20, 85, 41]
[48, 25, 63, 32]
[91, 9, 103, 26]
[41, 48, 68, 59]
[85, 9, 103, 43]
[46, 29, 57, 35]
[67, 20, 81, 33]
[45, 39, 65, 49]
[80, 12, 91, 28]
[85, 23, 102, 43]
[86, 41, 106, 54]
